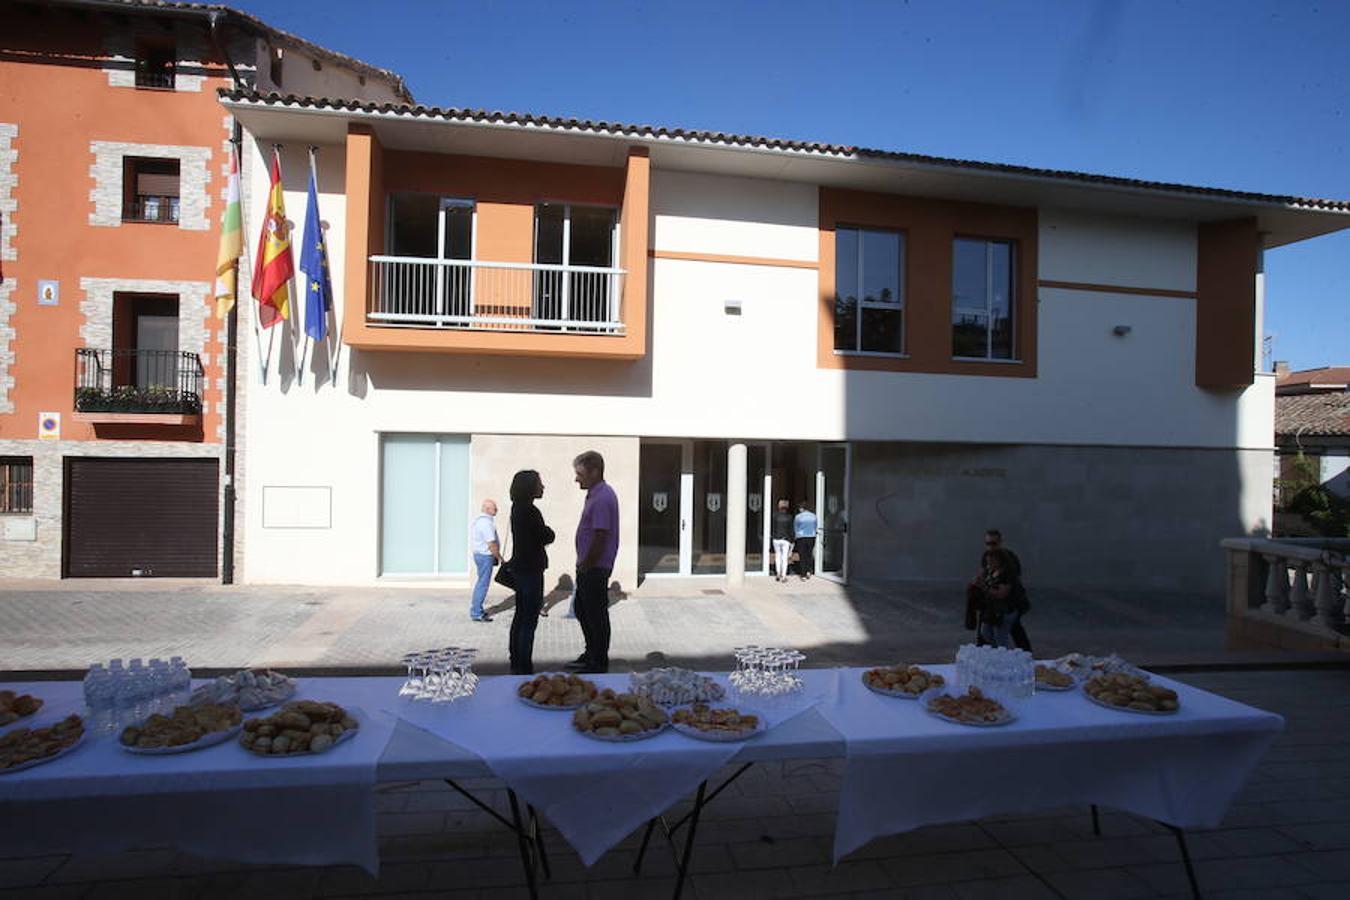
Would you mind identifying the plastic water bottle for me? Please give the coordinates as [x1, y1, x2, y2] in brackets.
[170, 657, 191, 706]
[85, 666, 115, 734]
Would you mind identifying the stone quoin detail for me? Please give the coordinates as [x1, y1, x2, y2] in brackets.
[79, 278, 213, 368]
[88, 141, 212, 230]
[0, 123, 17, 414]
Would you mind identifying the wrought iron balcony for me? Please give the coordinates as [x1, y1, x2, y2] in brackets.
[74, 349, 203, 421]
[123, 194, 180, 224]
[368, 256, 626, 335]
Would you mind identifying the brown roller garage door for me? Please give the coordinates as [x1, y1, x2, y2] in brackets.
[64, 457, 219, 578]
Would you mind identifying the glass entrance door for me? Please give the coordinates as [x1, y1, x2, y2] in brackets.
[817, 444, 851, 582]
[638, 442, 684, 576]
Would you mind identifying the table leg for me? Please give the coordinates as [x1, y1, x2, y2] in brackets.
[1164, 823, 1203, 900]
[633, 816, 661, 874]
[1090, 804, 1101, 837]
[529, 804, 551, 879]
[672, 780, 707, 900]
[508, 789, 540, 900]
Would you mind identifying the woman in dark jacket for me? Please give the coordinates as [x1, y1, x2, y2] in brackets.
[507, 469, 554, 675]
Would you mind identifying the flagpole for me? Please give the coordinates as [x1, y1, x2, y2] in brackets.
[237, 142, 268, 386]
[271, 144, 305, 388]
[310, 144, 339, 388]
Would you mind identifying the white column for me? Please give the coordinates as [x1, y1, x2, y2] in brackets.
[726, 442, 747, 587]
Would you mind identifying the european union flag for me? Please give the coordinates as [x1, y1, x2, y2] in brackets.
[300, 167, 333, 342]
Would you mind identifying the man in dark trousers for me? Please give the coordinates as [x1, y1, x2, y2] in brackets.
[566, 450, 619, 674]
[968, 529, 1033, 652]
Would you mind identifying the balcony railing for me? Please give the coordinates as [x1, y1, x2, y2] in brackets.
[135, 69, 175, 89]
[368, 256, 626, 335]
[74, 349, 203, 417]
[1223, 536, 1350, 650]
[123, 195, 180, 224]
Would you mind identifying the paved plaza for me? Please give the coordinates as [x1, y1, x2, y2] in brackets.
[0, 576, 1238, 676]
[0, 669, 1347, 899]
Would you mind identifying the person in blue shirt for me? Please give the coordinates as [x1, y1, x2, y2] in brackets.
[792, 502, 818, 580]
[469, 500, 501, 622]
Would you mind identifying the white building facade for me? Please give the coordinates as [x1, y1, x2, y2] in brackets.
[223, 92, 1349, 599]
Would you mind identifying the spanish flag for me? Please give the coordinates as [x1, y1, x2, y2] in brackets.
[251, 149, 294, 329]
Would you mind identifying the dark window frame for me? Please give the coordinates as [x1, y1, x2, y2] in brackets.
[833, 224, 906, 356]
[134, 39, 176, 90]
[0, 456, 34, 515]
[951, 235, 1017, 361]
[122, 157, 181, 224]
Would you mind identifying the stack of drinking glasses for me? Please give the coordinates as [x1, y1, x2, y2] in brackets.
[728, 646, 806, 697]
[83, 656, 194, 734]
[399, 648, 479, 703]
[953, 644, 1034, 701]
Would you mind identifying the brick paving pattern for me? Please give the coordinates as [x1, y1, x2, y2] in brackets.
[0, 577, 1228, 674]
[0, 669, 1347, 898]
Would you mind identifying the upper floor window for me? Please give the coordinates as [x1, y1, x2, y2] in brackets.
[122, 158, 180, 224]
[534, 203, 617, 325]
[134, 41, 176, 89]
[952, 237, 1015, 360]
[0, 457, 33, 515]
[834, 227, 904, 354]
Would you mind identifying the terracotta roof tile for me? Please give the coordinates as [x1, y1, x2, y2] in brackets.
[1276, 366, 1350, 390]
[219, 89, 1350, 214]
[1276, 392, 1350, 437]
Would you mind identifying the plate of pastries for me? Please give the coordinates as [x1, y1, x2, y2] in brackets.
[0, 690, 43, 726]
[630, 668, 726, 706]
[518, 673, 599, 710]
[0, 715, 85, 773]
[240, 701, 359, 755]
[121, 702, 243, 754]
[862, 665, 945, 699]
[571, 690, 669, 741]
[925, 687, 1015, 727]
[1033, 665, 1076, 691]
[191, 669, 295, 711]
[1082, 673, 1180, 715]
[671, 703, 764, 742]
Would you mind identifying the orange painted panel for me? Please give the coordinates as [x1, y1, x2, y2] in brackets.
[817, 187, 1038, 378]
[1196, 218, 1259, 388]
[0, 14, 229, 443]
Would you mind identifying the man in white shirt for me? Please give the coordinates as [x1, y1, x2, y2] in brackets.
[470, 500, 501, 622]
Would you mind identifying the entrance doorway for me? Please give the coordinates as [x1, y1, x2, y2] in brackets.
[638, 440, 851, 582]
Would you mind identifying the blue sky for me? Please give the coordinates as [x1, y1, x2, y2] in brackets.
[239, 0, 1349, 370]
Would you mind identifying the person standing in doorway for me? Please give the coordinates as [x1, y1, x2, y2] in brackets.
[469, 499, 501, 622]
[792, 501, 818, 580]
[771, 499, 795, 583]
[567, 450, 618, 674]
[507, 471, 553, 675]
[970, 529, 1032, 652]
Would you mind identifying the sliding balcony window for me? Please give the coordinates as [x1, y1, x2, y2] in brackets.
[952, 237, 1015, 360]
[834, 227, 904, 354]
[385, 192, 475, 321]
[122, 158, 180, 224]
[533, 203, 618, 326]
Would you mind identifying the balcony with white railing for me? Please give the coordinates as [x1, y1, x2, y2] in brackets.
[1223, 536, 1350, 652]
[368, 257, 626, 336]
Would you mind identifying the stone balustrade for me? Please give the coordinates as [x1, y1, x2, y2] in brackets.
[1222, 537, 1350, 651]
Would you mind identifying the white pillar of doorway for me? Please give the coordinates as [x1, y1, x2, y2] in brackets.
[726, 442, 748, 586]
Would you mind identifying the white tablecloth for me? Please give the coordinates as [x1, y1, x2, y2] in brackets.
[817, 666, 1284, 861]
[0, 678, 399, 873]
[388, 669, 839, 865]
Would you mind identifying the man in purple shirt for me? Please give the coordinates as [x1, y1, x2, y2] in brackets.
[566, 450, 619, 674]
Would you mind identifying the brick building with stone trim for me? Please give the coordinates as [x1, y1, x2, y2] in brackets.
[0, 0, 408, 578]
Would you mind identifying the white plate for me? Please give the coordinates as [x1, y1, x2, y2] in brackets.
[0, 729, 85, 775]
[861, 671, 945, 700]
[516, 673, 598, 710]
[122, 722, 242, 755]
[671, 709, 767, 742]
[1034, 678, 1076, 693]
[241, 722, 359, 756]
[924, 702, 1016, 728]
[1083, 689, 1178, 716]
[191, 678, 296, 712]
[576, 721, 669, 743]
